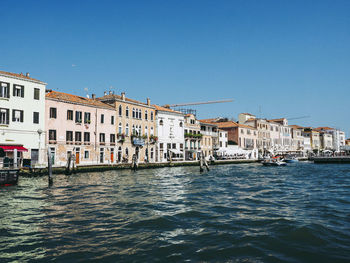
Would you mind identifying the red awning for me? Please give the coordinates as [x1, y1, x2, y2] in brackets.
[0, 145, 28, 152]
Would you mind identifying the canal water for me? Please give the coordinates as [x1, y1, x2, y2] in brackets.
[1, 162, 350, 262]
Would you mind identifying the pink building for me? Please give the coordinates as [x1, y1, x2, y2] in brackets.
[46, 90, 116, 167]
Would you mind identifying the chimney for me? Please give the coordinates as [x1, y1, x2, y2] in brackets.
[121, 92, 126, 101]
[92, 94, 96, 100]
[104, 91, 107, 96]
[147, 98, 151, 106]
[26, 72, 30, 77]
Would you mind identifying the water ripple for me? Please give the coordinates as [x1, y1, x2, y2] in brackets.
[1, 163, 350, 262]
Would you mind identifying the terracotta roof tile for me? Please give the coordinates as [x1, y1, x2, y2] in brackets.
[0, 70, 46, 84]
[153, 105, 183, 114]
[46, 90, 114, 109]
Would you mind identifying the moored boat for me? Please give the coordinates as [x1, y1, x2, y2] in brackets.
[262, 159, 287, 166]
[0, 169, 19, 186]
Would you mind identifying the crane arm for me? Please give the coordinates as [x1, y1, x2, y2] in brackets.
[166, 99, 233, 108]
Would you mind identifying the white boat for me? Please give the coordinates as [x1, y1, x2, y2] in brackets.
[262, 159, 287, 166]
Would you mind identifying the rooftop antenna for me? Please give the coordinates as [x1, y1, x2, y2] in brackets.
[84, 87, 89, 98]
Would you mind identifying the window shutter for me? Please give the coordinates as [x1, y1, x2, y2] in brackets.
[20, 111, 24, 122]
[6, 109, 9, 124]
[21, 86, 24, 98]
[12, 110, 15, 121]
[13, 85, 16, 96]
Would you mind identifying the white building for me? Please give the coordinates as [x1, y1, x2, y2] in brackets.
[315, 127, 346, 152]
[0, 71, 46, 167]
[154, 105, 185, 162]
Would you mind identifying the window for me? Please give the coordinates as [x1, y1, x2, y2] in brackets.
[125, 147, 129, 156]
[33, 112, 39, 124]
[111, 115, 114, 125]
[151, 127, 154, 135]
[13, 84, 24, 97]
[99, 133, 105, 143]
[160, 143, 163, 149]
[118, 123, 122, 134]
[0, 82, 10, 98]
[34, 88, 40, 100]
[66, 131, 73, 142]
[0, 108, 9, 124]
[126, 106, 129, 117]
[145, 110, 148, 120]
[67, 110, 73, 120]
[126, 123, 129, 136]
[110, 134, 115, 143]
[180, 143, 183, 149]
[132, 108, 135, 118]
[101, 114, 104, 124]
[167, 143, 171, 149]
[49, 130, 56, 141]
[12, 109, 24, 122]
[179, 122, 183, 127]
[75, 111, 82, 123]
[139, 109, 142, 120]
[119, 105, 122, 116]
[159, 120, 163, 126]
[84, 151, 89, 159]
[172, 143, 176, 149]
[151, 112, 153, 121]
[75, 131, 82, 142]
[50, 107, 57, 118]
[145, 126, 148, 136]
[84, 112, 91, 123]
[84, 132, 90, 142]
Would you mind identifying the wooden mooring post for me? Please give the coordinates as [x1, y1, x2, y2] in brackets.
[47, 148, 53, 186]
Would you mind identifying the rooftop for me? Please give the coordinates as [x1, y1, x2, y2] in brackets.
[153, 105, 183, 114]
[98, 93, 151, 107]
[46, 90, 114, 109]
[0, 70, 46, 84]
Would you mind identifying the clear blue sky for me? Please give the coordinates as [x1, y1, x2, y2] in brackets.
[1, 0, 349, 136]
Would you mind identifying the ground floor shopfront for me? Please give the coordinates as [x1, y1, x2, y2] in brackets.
[47, 141, 157, 167]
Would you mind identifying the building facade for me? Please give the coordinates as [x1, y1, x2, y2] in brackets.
[46, 91, 116, 167]
[184, 114, 202, 160]
[154, 105, 184, 162]
[0, 71, 46, 167]
[98, 92, 157, 163]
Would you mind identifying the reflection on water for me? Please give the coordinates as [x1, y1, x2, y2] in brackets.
[1, 163, 350, 262]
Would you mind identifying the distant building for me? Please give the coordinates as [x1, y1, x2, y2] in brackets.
[0, 71, 46, 167]
[314, 127, 346, 152]
[200, 121, 219, 158]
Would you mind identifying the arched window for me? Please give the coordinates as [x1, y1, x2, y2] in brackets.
[159, 120, 163, 126]
[118, 123, 122, 134]
[138, 125, 142, 135]
[150, 147, 154, 159]
[132, 108, 135, 118]
[125, 147, 129, 156]
[151, 112, 154, 121]
[119, 105, 122, 116]
[132, 125, 136, 135]
[126, 123, 129, 136]
[145, 126, 148, 136]
[126, 106, 129, 117]
[151, 126, 154, 135]
[145, 110, 148, 120]
[179, 121, 183, 127]
[138, 109, 142, 119]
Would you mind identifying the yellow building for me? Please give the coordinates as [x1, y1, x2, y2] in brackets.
[98, 92, 157, 163]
